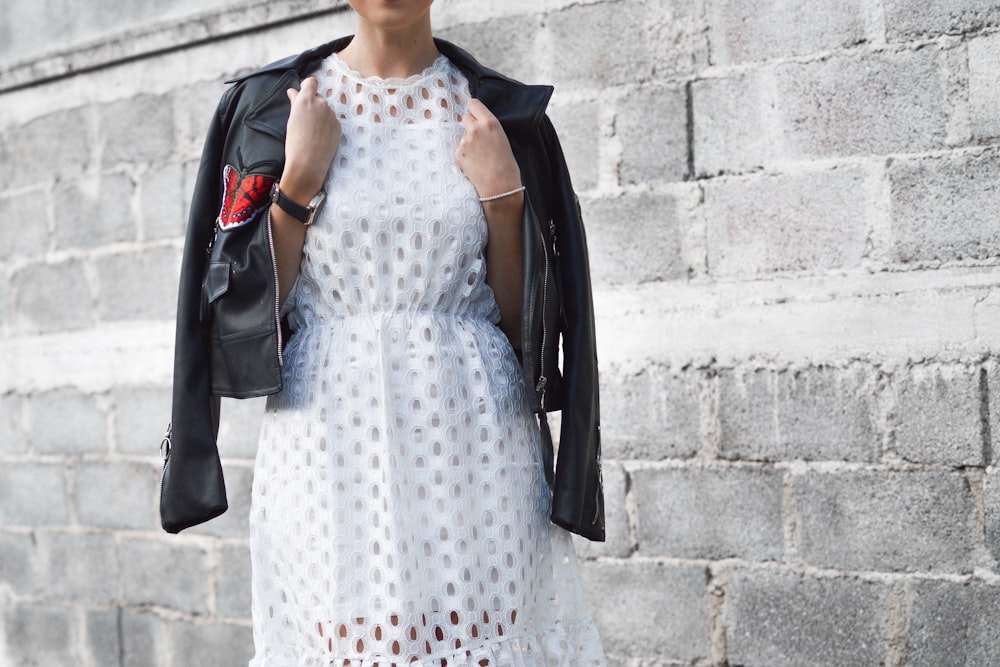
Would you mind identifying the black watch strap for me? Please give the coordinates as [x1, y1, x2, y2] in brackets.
[270, 182, 310, 223]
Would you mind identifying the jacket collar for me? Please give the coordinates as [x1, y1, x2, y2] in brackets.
[226, 35, 554, 137]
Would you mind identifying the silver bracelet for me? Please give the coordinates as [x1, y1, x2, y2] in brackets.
[478, 185, 526, 202]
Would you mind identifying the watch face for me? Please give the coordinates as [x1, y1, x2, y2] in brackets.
[303, 191, 327, 225]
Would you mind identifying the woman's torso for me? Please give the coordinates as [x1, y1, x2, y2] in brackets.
[284, 51, 502, 332]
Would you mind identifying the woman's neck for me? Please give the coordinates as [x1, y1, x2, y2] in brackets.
[336, 15, 439, 80]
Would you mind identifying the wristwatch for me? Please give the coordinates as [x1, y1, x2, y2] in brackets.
[270, 182, 326, 226]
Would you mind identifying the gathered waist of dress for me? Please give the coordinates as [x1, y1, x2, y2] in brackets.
[290, 308, 501, 332]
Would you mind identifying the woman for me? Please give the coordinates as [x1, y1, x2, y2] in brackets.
[161, 0, 606, 664]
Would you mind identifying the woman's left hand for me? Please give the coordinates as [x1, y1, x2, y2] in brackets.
[455, 98, 525, 349]
[455, 98, 523, 201]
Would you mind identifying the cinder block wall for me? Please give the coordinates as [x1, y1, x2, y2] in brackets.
[3, 0, 1000, 665]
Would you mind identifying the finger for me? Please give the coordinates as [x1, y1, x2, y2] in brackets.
[460, 109, 476, 132]
[299, 77, 319, 95]
[287, 88, 299, 103]
[467, 97, 487, 121]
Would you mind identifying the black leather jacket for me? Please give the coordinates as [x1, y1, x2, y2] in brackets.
[160, 34, 604, 541]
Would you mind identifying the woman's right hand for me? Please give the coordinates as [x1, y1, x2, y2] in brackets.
[270, 76, 341, 311]
[281, 76, 342, 201]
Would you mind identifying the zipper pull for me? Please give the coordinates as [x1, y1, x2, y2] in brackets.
[535, 375, 547, 394]
[207, 223, 218, 252]
[160, 423, 172, 460]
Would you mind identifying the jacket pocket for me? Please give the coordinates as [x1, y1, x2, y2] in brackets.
[200, 261, 231, 320]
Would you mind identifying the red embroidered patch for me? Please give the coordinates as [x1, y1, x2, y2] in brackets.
[216, 164, 274, 230]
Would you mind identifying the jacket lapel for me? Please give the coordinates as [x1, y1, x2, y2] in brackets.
[236, 35, 553, 144]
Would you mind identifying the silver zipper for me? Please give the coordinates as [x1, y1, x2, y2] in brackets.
[593, 424, 602, 526]
[158, 422, 172, 517]
[534, 218, 552, 403]
[265, 209, 284, 366]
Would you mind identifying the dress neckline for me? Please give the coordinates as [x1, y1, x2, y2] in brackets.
[327, 50, 449, 88]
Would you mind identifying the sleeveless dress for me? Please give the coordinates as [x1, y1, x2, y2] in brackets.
[247, 50, 607, 667]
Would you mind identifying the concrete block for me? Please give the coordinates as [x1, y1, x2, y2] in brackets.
[35, 530, 119, 604]
[775, 50, 948, 159]
[695, 50, 948, 173]
[600, 364, 700, 461]
[704, 167, 872, 276]
[164, 617, 255, 667]
[181, 157, 203, 223]
[633, 466, 784, 560]
[572, 462, 630, 558]
[580, 560, 708, 660]
[708, 0, 868, 64]
[188, 463, 254, 538]
[0, 393, 29, 454]
[0, 190, 49, 260]
[884, 0, 1000, 41]
[793, 470, 974, 572]
[11, 259, 94, 333]
[894, 364, 984, 466]
[726, 568, 888, 667]
[582, 191, 687, 287]
[32, 388, 108, 454]
[0, 274, 10, 335]
[175, 79, 228, 162]
[546, 100, 601, 192]
[981, 470, 1000, 564]
[84, 609, 120, 667]
[906, 579, 1000, 666]
[215, 541, 252, 618]
[121, 537, 210, 614]
[114, 385, 172, 455]
[719, 366, 879, 462]
[140, 161, 186, 241]
[0, 530, 37, 595]
[1, 107, 91, 188]
[888, 148, 1000, 263]
[121, 608, 163, 667]
[692, 70, 780, 175]
[74, 460, 160, 530]
[52, 173, 135, 250]
[616, 83, 688, 186]
[2, 602, 82, 667]
[989, 361, 1000, 466]
[435, 12, 543, 84]
[546, 0, 705, 88]
[719, 368, 778, 461]
[100, 93, 175, 167]
[777, 366, 879, 462]
[93, 246, 179, 322]
[969, 33, 1000, 140]
[217, 396, 268, 459]
[0, 463, 68, 525]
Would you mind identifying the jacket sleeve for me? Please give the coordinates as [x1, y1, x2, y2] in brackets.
[160, 88, 235, 533]
[540, 115, 605, 542]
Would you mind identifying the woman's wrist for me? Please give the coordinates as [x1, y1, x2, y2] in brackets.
[278, 164, 325, 204]
[478, 184, 525, 202]
[481, 189, 525, 222]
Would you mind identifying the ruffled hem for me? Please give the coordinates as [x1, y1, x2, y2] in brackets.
[248, 620, 606, 667]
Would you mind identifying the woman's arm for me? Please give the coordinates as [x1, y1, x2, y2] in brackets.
[455, 98, 525, 350]
[482, 192, 525, 349]
[272, 76, 342, 310]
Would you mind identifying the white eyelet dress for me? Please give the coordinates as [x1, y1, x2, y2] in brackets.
[248, 50, 607, 667]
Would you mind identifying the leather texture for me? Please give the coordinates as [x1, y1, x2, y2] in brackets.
[162, 34, 605, 541]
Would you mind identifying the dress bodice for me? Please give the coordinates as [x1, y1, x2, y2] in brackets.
[284, 51, 499, 330]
